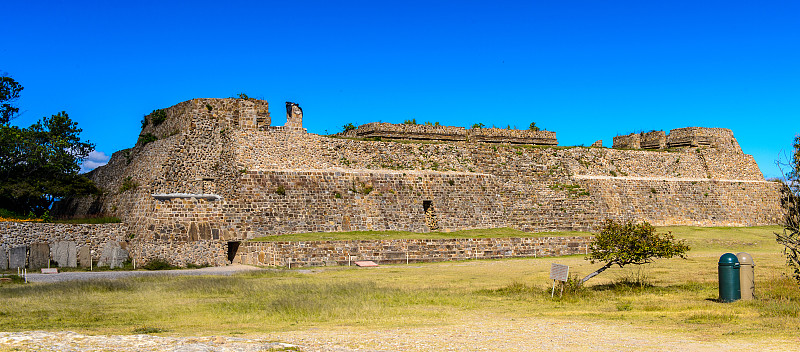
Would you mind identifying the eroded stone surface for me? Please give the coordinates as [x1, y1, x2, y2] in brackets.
[0, 248, 7, 270]
[28, 243, 50, 269]
[52, 241, 77, 267]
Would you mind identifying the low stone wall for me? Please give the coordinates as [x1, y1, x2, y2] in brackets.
[347, 122, 558, 145]
[468, 128, 557, 145]
[0, 222, 129, 267]
[354, 122, 467, 141]
[236, 236, 592, 267]
[614, 127, 742, 153]
[640, 131, 667, 149]
[667, 127, 741, 152]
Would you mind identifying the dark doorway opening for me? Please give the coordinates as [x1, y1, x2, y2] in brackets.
[423, 200, 438, 230]
[227, 241, 240, 262]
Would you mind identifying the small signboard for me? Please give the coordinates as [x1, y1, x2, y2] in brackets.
[549, 263, 570, 297]
[550, 263, 569, 282]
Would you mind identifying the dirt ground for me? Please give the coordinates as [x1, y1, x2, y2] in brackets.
[2, 315, 797, 351]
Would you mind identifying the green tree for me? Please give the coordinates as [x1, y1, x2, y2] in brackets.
[472, 123, 485, 129]
[0, 82, 98, 215]
[0, 75, 24, 125]
[342, 123, 356, 132]
[580, 220, 690, 284]
[529, 122, 540, 131]
[776, 135, 800, 284]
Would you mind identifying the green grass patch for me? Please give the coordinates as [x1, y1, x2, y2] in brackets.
[51, 216, 122, 224]
[249, 227, 592, 242]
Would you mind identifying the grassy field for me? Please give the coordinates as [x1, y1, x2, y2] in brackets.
[249, 227, 591, 242]
[0, 225, 798, 342]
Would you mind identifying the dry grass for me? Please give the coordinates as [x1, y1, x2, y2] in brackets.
[0, 225, 797, 342]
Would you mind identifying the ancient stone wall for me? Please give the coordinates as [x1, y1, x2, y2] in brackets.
[667, 127, 742, 152]
[0, 222, 128, 265]
[236, 236, 592, 267]
[345, 122, 557, 145]
[53, 98, 785, 267]
[468, 127, 558, 145]
[353, 122, 467, 141]
[640, 131, 667, 149]
[614, 127, 743, 153]
[612, 133, 640, 149]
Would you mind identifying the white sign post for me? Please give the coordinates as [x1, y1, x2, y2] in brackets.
[549, 263, 570, 297]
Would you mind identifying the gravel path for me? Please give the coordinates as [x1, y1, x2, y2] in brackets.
[22, 265, 264, 283]
[1, 316, 797, 351]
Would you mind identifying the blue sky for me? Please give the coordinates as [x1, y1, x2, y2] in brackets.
[3, 1, 798, 177]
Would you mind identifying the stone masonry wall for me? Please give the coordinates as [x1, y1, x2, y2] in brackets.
[236, 236, 592, 267]
[345, 122, 557, 145]
[0, 222, 128, 265]
[53, 98, 785, 267]
[614, 127, 743, 153]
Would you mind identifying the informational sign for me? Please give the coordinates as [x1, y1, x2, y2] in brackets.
[550, 263, 570, 282]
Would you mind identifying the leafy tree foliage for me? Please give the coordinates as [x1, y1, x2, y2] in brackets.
[580, 220, 690, 284]
[776, 135, 800, 284]
[0, 75, 23, 125]
[342, 123, 356, 132]
[472, 123, 485, 129]
[529, 122, 540, 131]
[0, 75, 98, 216]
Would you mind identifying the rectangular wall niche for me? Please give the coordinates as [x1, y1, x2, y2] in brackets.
[423, 200, 438, 230]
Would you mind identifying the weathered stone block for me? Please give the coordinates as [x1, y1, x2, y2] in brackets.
[9, 246, 27, 269]
[98, 242, 128, 268]
[0, 248, 7, 270]
[52, 241, 77, 268]
[78, 246, 92, 268]
[28, 243, 50, 269]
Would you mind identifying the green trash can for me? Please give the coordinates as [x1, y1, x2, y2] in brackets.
[718, 253, 741, 303]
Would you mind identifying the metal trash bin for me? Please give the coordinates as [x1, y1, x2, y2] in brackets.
[718, 253, 741, 303]
[736, 252, 755, 300]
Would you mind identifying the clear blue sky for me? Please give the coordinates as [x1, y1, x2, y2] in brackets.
[3, 1, 798, 177]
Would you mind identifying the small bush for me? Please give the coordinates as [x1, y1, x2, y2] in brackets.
[403, 119, 417, 125]
[133, 326, 165, 334]
[472, 123, 485, 129]
[275, 185, 286, 196]
[138, 133, 158, 146]
[142, 259, 177, 271]
[119, 177, 138, 193]
[342, 123, 356, 132]
[150, 109, 167, 126]
[140, 116, 148, 128]
[529, 122, 540, 131]
[205, 104, 213, 111]
[185, 262, 211, 269]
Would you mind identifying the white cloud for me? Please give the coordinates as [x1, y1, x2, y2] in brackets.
[80, 150, 110, 173]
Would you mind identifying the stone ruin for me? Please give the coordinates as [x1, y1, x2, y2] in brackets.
[20, 96, 782, 267]
[612, 128, 742, 152]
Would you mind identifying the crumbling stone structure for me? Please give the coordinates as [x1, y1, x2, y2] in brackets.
[42, 98, 784, 266]
[612, 127, 742, 152]
[339, 122, 558, 145]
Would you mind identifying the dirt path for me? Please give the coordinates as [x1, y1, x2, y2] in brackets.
[2, 316, 796, 351]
